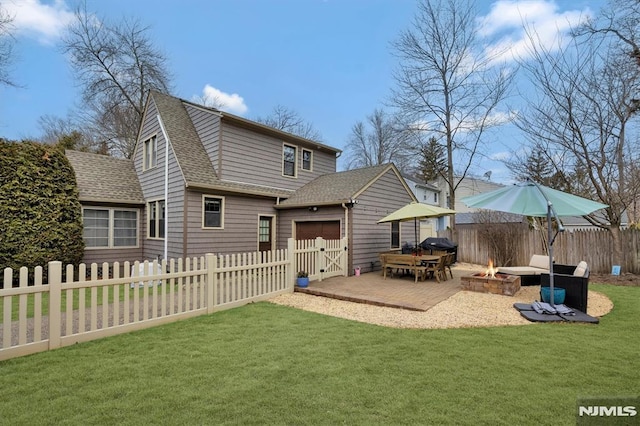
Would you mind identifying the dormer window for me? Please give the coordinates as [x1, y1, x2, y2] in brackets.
[283, 144, 297, 177]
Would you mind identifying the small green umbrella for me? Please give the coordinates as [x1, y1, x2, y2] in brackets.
[378, 202, 456, 251]
[462, 180, 608, 306]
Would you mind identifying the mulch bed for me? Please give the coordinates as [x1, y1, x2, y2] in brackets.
[589, 273, 640, 287]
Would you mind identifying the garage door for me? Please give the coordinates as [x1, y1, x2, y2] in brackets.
[296, 221, 341, 240]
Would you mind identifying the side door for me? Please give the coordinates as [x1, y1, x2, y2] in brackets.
[259, 216, 274, 252]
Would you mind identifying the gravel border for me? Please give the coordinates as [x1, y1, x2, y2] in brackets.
[269, 284, 614, 329]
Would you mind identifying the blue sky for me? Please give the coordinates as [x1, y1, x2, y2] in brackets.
[0, 0, 601, 183]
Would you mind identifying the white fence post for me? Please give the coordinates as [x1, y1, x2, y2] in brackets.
[342, 236, 349, 277]
[287, 238, 296, 289]
[316, 237, 325, 281]
[206, 253, 216, 314]
[48, 261, 62, 350]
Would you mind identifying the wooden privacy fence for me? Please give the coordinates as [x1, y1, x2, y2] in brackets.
[440, 227, 640, 274]
[0, 238, 348, 361]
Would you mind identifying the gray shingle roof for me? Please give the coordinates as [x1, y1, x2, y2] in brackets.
[151, 91, 219, 187]
[66, 150, 144, 204]
[277, 164, 399, 207]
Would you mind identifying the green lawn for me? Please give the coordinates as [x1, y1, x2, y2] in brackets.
[0, 283, 638, 425]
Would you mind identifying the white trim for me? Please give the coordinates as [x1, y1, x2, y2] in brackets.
[202, 194, 225, 229]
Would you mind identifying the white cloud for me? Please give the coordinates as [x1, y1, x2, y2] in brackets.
[477, 0, 593, 64]
[193, 84, 248, 115]
[4, 0, 75, 44]
[489, 151, 511, 161]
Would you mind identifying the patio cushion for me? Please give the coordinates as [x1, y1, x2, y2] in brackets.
[497, 266, 547, 275]
[529, 254, 550, 269]
[573, 261, 588, 277]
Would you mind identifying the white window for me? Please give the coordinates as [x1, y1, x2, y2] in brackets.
[283, 144, 297, 177]
[202, 196, 224, 229]
[434, 193, 439, 204]
[148, 200, 165, 239]
[143, 136, 157, 170]
[83, 208, 138, 248]
[302, 149, 312, 171]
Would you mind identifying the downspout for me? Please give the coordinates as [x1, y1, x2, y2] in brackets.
[342, 198, 357, 274]
[341, 202, 350, 276]
[157, 114, 171, 261]
[341, 203, 349, 241]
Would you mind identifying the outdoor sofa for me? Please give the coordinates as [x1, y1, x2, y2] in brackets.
[498, 254, 551, 286]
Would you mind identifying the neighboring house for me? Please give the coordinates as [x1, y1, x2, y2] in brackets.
[403, 175, 443, 239]
[66, 90, 416, 275]
[426, 175, 505, 229]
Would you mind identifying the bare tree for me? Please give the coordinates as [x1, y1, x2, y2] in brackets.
[344, 108, 411, 171]
[576, 0, 640, 71]
[255, 105, 323, 142]
[0, 3, 16, 87]
[474, 210, 525, 267]
[515, 15, 640, 266]
[192, 92, 226, 111]
[391, 0, 513, 225]
[37, 114, 105, 152]
[62, 3, 172, 158]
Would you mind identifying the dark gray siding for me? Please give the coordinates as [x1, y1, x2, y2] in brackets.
[135, 98, 186, 261]
[184, 104, 221, 171]
[184, 190, 279, 257]
[351, 169, 415, 273]
[219, 121, 335, 189]
[276, 207, 346, 249]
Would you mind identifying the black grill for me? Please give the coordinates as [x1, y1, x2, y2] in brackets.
[419, 237, 458, 262]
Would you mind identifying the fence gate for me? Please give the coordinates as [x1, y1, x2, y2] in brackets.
[291, 237, 348, 281]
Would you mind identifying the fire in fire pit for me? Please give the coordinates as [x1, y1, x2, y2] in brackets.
[485, 259, 497, 278]
[460, 259, 521, 296]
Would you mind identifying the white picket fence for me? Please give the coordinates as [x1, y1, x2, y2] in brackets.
[0, 238, 347, 361]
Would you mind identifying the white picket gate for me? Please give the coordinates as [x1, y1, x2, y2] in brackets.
[289, 237, 348, 281]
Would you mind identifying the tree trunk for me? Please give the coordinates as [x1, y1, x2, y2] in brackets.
[608, 226, 624, 272]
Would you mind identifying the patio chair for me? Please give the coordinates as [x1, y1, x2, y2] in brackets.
[424, 255, 446, 282]
[443, 253, 455, 279]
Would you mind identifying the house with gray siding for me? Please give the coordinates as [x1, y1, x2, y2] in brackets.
[66, 90, 416, 275]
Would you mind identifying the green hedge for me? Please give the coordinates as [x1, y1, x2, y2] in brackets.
[0, 140, 84, 275]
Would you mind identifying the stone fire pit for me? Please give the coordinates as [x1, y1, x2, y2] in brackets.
[460, 273, 521, 296]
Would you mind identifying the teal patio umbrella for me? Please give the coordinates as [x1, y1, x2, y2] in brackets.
[461, 180, 608, 305]
[378, 202, 456, 251]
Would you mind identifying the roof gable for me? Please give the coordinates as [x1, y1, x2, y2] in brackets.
[150, 91, 218, 187]
[277, 163, 416, 208]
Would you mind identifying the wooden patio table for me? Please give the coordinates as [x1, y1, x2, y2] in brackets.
[380, 253, 443, 282]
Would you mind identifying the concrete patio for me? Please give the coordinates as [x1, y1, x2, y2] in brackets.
[296, 263, 484, 311]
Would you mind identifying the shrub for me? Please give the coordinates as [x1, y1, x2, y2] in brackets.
[0, 140, 84, 279]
